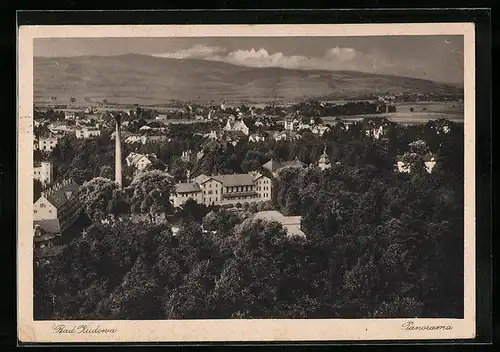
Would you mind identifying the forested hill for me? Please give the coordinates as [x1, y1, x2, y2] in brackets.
[34, 54, 462, 105]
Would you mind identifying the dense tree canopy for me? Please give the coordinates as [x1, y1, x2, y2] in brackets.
[35, 118, 464, 320]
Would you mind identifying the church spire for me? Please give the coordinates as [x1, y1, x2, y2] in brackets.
[318, 144, 331, 171]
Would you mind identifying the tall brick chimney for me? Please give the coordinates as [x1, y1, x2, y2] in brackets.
[113, 113, 122, 187]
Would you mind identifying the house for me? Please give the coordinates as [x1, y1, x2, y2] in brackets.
[365, 125, 386, 139]
[360, 117, 394, 140]
[155, 114, 168, 120]
[253, 210, 305, 237]
[395, 152, 437, 174]
[423, 154, 437, 173]
[33, 224, 63, 259]
[262, 159, 306, 177]
[311, 125, 330, 136]
[273, 130, 302, 141]
[203, 130, 219, 140]
[248, 133, 266, 143]
[33, 179, 82, 234]
[430, 118, 452, 135]
[48, 122, 74, 135]
[254, 120, 264, 128]
[125, 135, 168, 145]
[124, 134, 143, 144]
[181, 150, 193, 163]
[38, 136, 59, 152]
[64, 111, 76, 120]
[75, 126, 101, 139]
[125, 152, 157, 171]
[34, 118, 49, 128]
[33, 161, 53, 185]
[170, 172, 272, 208]
[223, 118, 249, 136]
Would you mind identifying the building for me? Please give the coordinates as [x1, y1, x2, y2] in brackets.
[33, 224, 63, 260]
[33, 161, 53, 185]
[125, 152, 157, 171]
[124, 135, 168, 145]
[64, 111, 76, 120]
[38, 136, 59, 152]
[395, 152, 437, 174]
[253, 210, 305, 237]
[311, 125, 330, 136]
[223, 118, 249, 136]
[75, 126, 101, 139]
[33, 179, 82, 234]
[318, 148, 331, 171]
[170, 172, 272, 208]
[262, 159, 306, 177]
[273, 130, 302, 141]
[248, 133, 266, 143]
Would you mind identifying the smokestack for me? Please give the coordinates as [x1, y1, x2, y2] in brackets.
[114, 113, 123, 187]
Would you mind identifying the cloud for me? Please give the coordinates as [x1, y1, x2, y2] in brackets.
[222, 48, 308, 69]
[151, 45, 393, 74]
[325, 46, 357, 62]
[152, 44, 225, 59]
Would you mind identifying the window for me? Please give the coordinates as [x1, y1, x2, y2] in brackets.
[34, 210, 37, 213]
[40, 203, 45, 208]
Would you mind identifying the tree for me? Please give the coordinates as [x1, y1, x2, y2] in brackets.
[128, 170, 174, 221]
[79, 177, 126, 221]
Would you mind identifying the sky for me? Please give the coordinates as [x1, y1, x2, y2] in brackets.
[34, 36, 464, 84]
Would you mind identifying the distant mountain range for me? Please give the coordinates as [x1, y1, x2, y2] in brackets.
[34, 53, 463, 105]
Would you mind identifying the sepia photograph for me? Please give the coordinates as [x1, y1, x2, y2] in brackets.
[17, 23, 476, 343]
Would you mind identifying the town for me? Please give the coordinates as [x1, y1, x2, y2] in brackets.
[33, 93, 464, 320]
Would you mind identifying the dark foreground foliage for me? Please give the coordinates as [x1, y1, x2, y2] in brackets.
[34, 119, 463, 319]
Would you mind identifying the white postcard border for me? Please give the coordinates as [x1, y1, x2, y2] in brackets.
[17, 23, 476, 343]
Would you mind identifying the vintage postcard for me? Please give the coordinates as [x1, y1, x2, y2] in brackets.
[17, 23, 476, 343]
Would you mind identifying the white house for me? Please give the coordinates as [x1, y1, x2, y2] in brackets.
[75, 127, 101, 139]
[249, 133, 266, 143]
[33, 161, 53, 185]
[125, 152, 157, 171]
[38, 136, 59, 152]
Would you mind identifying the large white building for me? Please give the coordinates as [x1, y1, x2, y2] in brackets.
[33, 161, 53, 185]
[170, 172, 272, 208]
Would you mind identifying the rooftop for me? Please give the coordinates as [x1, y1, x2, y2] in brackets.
[175, 182, 201, 193]
[40, 179, 80, 209]
[254, 210, 305, 237]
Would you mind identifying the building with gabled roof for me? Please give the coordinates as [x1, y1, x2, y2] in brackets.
[254, 210, 305, 237]
[126, 152, 158, 171]
[223, 118, 249, 136]
[170, 172, 272, 208]
[33, 179, 82, 234]
[262, 158, 306, 177]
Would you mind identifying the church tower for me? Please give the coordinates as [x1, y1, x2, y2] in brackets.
[113, 113, 123, 187]
[318, 145, 331, 171]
